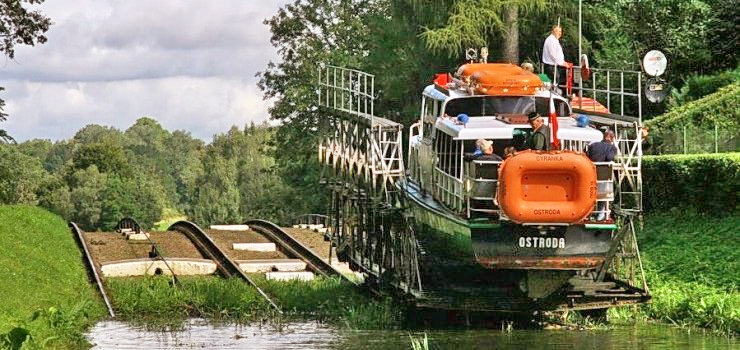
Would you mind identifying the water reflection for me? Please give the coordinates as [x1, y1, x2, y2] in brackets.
[87, 319, 338, 349]
[88, 320, 738, 350]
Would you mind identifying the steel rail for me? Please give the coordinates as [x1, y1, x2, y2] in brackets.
[69, 222, 115, 317]
[167, 221, 282, 313]
[245, 219, 355, 285]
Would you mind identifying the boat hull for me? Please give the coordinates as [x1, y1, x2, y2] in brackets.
[404, 181, 613, 271]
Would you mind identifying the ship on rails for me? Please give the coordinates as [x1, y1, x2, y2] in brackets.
[316, 49, 651, 314]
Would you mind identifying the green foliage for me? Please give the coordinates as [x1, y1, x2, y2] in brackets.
[417, 0, 547, 60]
[669, 67, 740, 107]
[642, 153, 740, 215]
[0, 145, 46, 205]
[0, 205, 105, 349]
[706, 0, 739, 71]
[106, 275, 401, 329]
[98, 174, 167, 230]
[645, 83, 740, 154]
[639, 212, 739, 289]
[71, 141, 130, 174]
[614, 212, 740, 336]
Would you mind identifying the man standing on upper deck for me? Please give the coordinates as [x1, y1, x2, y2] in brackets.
[526, 112, 550, 151]
[541, 24, 572, 86]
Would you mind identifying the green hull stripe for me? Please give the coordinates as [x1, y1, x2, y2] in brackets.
[584, 223, 617, 230]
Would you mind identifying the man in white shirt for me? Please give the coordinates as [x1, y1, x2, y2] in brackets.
[541, 25, 572, 85]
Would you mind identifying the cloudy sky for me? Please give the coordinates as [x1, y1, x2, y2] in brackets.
[2, 0, 289, 142]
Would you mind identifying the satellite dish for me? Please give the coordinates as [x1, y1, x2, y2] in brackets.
[645, 77, 668, 103]
[643, 50, 667, 77]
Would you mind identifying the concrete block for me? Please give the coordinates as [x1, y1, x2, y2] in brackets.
[307, 224, 324, 230]
[265, 271, 314, 281]
[238, 259, 306, 273]
[298, 224, 309, 229]
[127, 232, 150, 241]
[315, 227, 329, 233]
[232, 243, 276, 252]
[210, 224, 250, 231]
[101, 258, 217, 277]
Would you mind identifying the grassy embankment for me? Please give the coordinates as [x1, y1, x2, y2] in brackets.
[0, 205, 106, 349]
[611, 212, 739, 336]
[106, 275, 401, 330]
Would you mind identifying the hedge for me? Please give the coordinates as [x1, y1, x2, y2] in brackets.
[642, 153, 740, 215]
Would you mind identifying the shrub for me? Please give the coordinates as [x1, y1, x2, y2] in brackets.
[642, 153, 740, 215]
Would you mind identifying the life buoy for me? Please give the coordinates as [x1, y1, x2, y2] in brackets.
[497, 150, 596, 224]
[456, 63, 543, 96]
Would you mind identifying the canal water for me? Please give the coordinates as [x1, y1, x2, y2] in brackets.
[87, 319, 737, 349]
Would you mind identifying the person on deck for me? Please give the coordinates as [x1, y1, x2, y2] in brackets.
[526, 112, 550, 151]
[588, 129, 618, 221]
[474, 139, 503, 161]
[541, 24, 572, 86]
[588, 129, 617, 162]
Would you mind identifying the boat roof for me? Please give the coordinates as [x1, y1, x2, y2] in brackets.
[423, 84, 570, 103]
[435, 114, 603, 142]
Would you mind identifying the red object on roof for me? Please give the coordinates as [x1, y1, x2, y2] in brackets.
[434, 73, 451, 89]
[571, 96, 609, 114]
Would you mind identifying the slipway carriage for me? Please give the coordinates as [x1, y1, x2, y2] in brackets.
[316, 52, 650, 312]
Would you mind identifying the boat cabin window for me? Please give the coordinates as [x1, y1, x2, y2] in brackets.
[422, 96, 439, 140]
[443, 96, 535, 117]
[535, 97, 571, 117]
[433, 129, 462, 179]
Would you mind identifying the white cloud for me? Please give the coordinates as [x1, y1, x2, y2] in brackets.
[1, 0, 289, 141]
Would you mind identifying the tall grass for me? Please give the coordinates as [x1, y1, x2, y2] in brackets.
[106, 275, 402, 330]
[611, 212, 739, 336]
[0, 205, 106, 349]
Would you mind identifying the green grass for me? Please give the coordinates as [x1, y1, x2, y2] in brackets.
[106, 275, 402, 330]
[611, 212, 740, 336]
[0, 205, 106, 349]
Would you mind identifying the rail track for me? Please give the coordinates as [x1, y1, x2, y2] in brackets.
[245, 219, 355, 285]
[69, 222, 115, 317]
[167, 220, 281, 312]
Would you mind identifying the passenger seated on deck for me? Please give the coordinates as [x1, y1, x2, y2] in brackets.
[473, 139, 503, 161]
[504, 146, 517, 158]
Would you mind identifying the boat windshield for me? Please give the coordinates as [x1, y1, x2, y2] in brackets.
[443, 96, 535, 117]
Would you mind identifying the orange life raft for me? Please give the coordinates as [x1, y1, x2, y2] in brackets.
[497, 150, 597, 224]
[456, 63, 543, 96]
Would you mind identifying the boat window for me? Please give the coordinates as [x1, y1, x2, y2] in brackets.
[434, 129, 462, 179]
[422, 97, 438, 139]
[443, 96, 535, 117]
[535, 97, 571, 117]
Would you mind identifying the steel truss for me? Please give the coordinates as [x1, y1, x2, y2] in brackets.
[571, 67, 649, 298]
[318, 65, 422, 293]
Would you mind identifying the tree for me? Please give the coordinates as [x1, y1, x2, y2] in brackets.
[0, 144, 45, 204]
[415, 0, 548, 63]
[71, 141, 130, 174]
[68, 166, 107, 231]
[0, 0, 52, 141]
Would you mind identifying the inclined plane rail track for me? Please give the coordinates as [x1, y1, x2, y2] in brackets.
[245, 219, 355, 284]
[69, 222, 116, 318]
[166, 221, 282, 312]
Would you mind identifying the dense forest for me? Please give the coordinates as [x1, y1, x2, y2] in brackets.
[0, 0, 737, 230]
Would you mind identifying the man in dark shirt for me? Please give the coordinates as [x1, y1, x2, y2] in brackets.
[588, 130, 617, 161]
[526, 112, 550, 150]
[588, 129, 617, 221]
